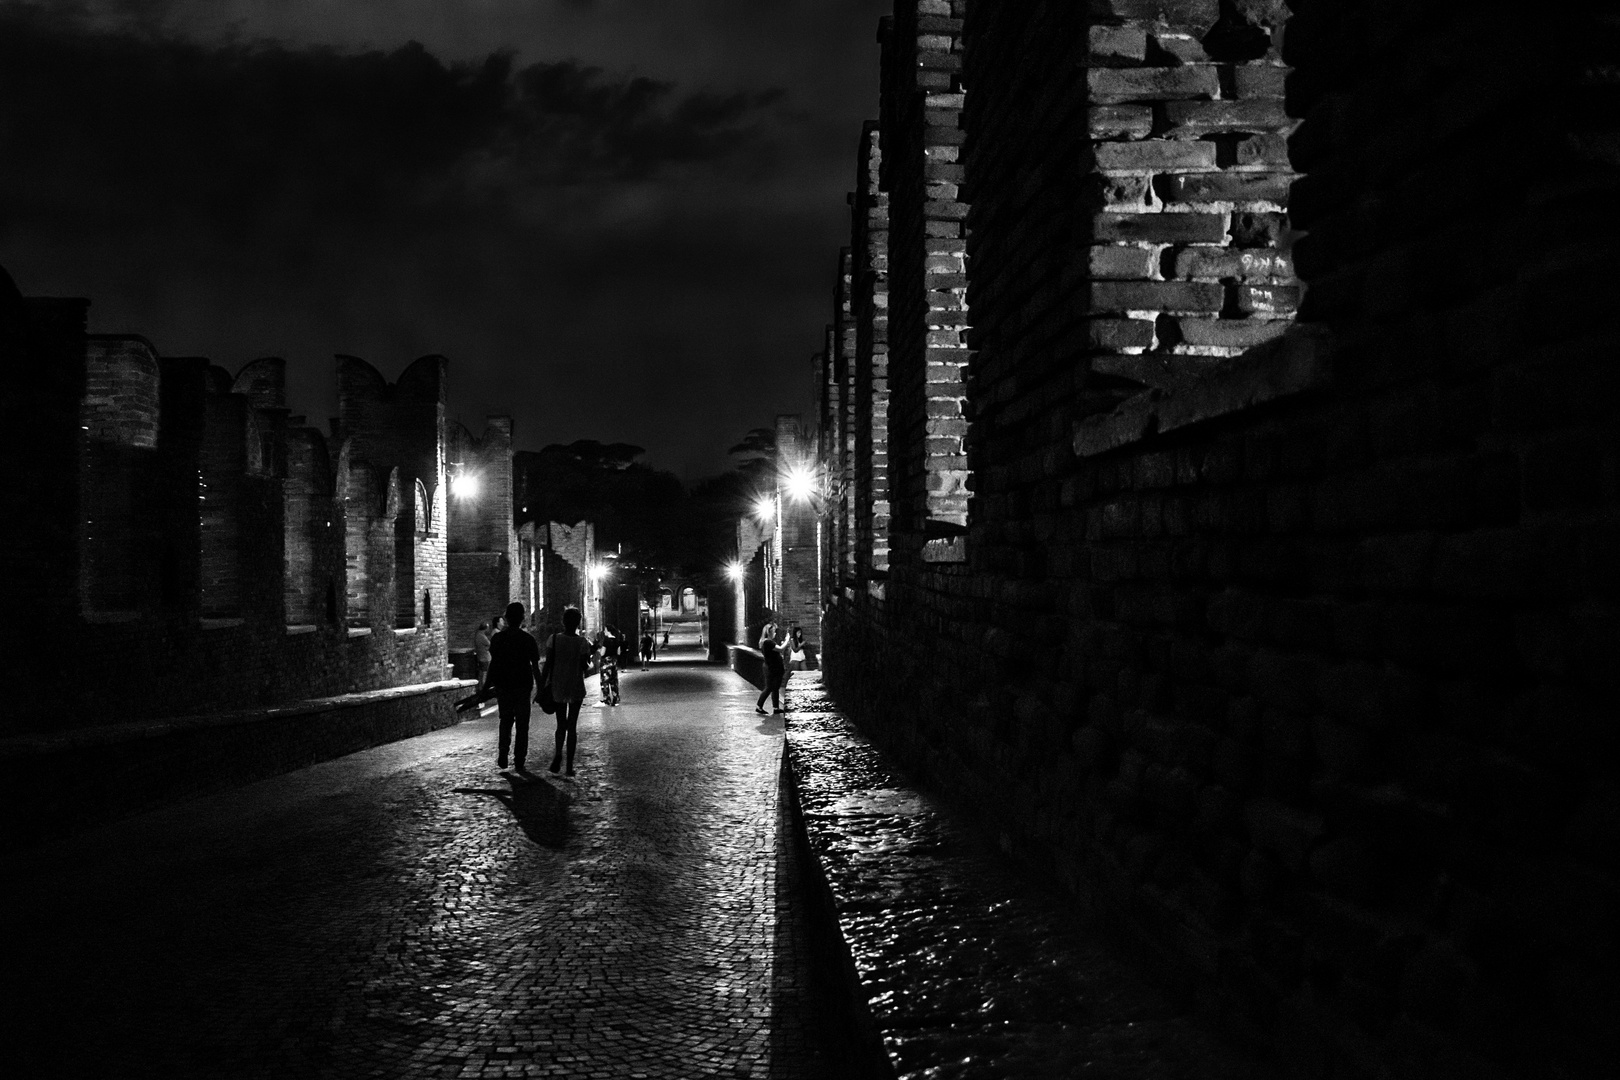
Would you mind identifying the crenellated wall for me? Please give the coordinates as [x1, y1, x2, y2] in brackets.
[0, 289, 459, 733]
[818, 2, 1620, 1077]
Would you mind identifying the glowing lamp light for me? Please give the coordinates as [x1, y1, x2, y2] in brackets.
[588, 564, 609, 583]
[725, 562, 745, 582]
[753, 496, 775, 521]
[783, 464, 817, 503]
[451, 473, 480, 499]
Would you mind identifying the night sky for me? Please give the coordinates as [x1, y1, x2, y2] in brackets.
[0, 0, 887, 479]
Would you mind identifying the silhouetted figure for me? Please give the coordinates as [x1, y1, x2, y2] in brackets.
[756, 629, 785, 715]
[542, 606, 594, 776]
[488, 602, 542, 771]
[640, 630, 653, 669]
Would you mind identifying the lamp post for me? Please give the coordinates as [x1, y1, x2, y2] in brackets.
[725, 561, 745, 647]
[587, 563, 608, 632]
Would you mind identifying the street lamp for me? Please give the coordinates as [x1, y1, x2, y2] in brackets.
[450, 467, 480, 499]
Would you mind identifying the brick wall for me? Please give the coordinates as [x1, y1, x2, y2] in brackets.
[2, 300, 456, 735]
[852, 122, 892, 581]
[880, 0, 974, 565]
[818, 2, 1620, 1077]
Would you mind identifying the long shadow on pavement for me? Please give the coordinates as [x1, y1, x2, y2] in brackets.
[453, 773, 570, 849]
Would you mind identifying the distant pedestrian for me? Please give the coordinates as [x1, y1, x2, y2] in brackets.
[756, 628, 785, 715]
[542, 607, 595, 776]
[488, 603, 542, 771]
[639, 630, 654, 670]
[661, 629, 670, 650]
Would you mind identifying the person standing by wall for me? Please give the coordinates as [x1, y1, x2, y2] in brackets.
[487, 603, 541, 772]
[542, 606, 595, 776]
[787, 624, 807, 672]
[474, 613, 499, 687]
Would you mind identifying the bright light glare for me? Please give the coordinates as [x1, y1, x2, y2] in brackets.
[451, 473, 480, 499]
[725, 562, 745, 582]
[588, 564, 609, 582]
[753, 496, 775, 520]
[784, 465, 816, 502]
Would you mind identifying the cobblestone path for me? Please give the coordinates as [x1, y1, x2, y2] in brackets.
[2, 665, 835, 1080]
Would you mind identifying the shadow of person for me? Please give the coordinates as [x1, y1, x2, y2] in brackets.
[453, 774, 570, 849]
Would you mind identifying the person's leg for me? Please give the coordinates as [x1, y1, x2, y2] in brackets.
[756, 682, 769, 712]
[512, 695, 531, 770]
[562, 698, 582, 774]
[497, 695, 514, 767]
[770, 671, 784, 712]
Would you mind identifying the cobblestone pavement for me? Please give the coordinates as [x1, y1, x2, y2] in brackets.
[2, 665, 835, 1080]
[784, 672, 1276, 1080]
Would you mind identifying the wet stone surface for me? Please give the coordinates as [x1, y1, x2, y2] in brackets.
[783, 672, 1275, 1079]
[3, 664, 835, 1079]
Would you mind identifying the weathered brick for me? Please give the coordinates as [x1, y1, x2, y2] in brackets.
[1089, 24, 1148, 62]
[1090, 281, 1224, 312]
[1236, 284, 1300, 315]
[1154, 171, 1293, 205]
[1089, 244, 1159, 279]
[1235, 65, 1288, 98]
[1088, 105, 1155, 139]
[1087, 66, 1220, 105]
[1094, 211, 1228, 243]
[1162, 99, 1291, 136]
[1089, 318, 1158, 350]
[1088, 0, 1221, 33]
[1172, 248, 1293, 280]
[1236, 133, 1291, 166]
[1093, 139, 1218, 171]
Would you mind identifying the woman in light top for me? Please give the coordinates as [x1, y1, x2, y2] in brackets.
[542, 606, 596, 776]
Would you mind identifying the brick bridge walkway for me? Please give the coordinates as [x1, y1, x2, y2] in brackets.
[2, 663, 835, 1079]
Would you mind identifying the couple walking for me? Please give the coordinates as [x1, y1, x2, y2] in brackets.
[486, 602, 594, 776]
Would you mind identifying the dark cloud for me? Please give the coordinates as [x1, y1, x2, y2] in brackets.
[0, 6, 784, 242]
[0, 1, 881, 479]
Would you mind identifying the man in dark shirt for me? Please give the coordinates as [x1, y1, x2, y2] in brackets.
[488, 601, 542, 771]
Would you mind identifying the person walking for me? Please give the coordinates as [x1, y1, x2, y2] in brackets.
[541, 607, 595, 776]
[488, 602, 541, 771]
[756, 627, 786, 715]
[639, 629, 654, 670]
